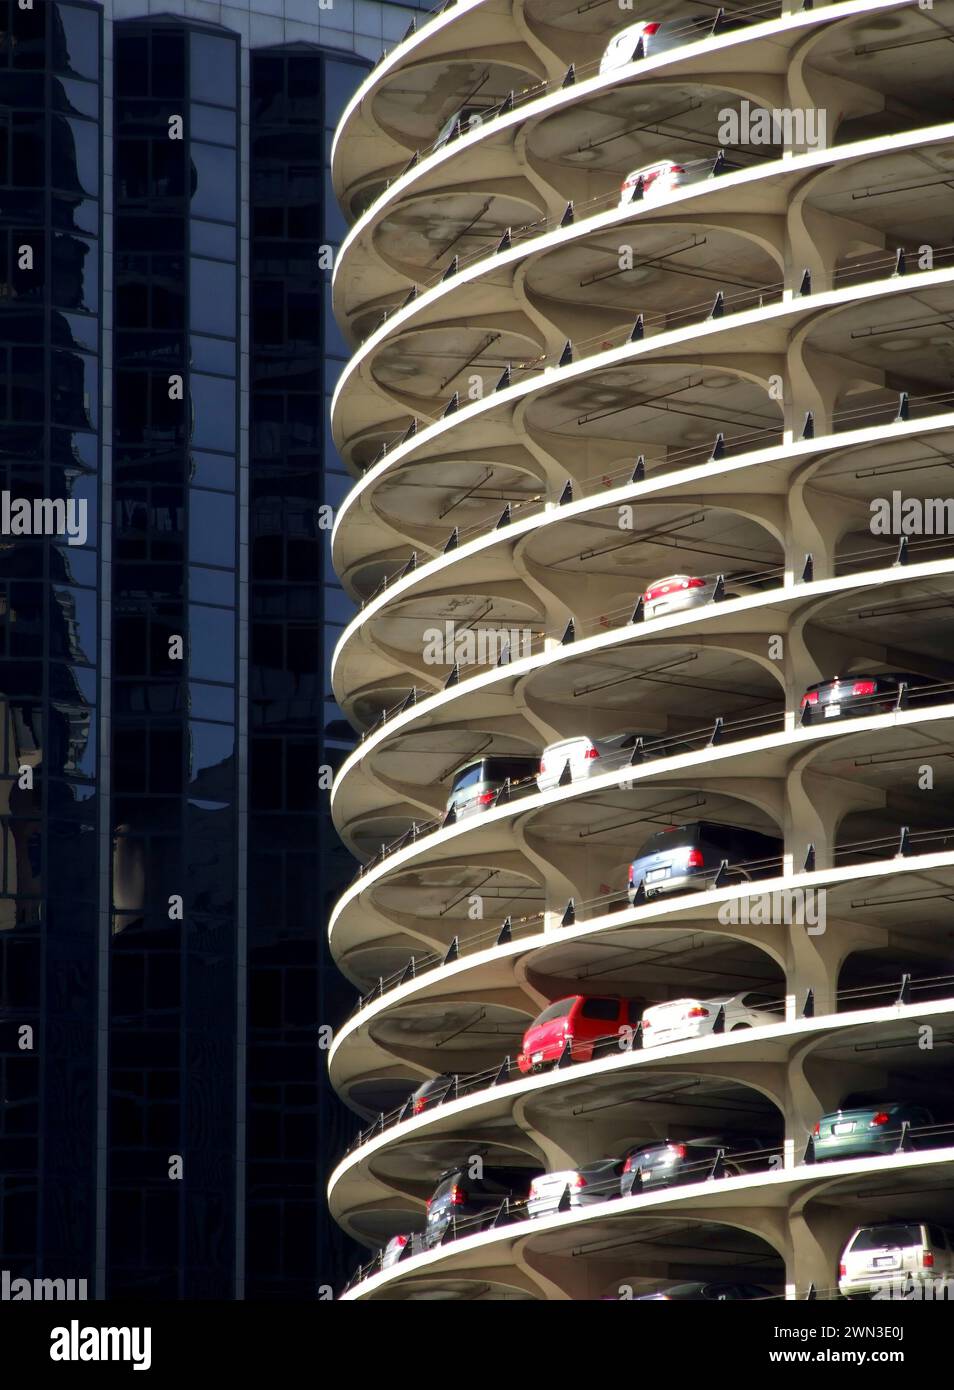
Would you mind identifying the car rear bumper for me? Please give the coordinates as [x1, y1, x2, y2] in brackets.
[814, 1134, 901, 1161]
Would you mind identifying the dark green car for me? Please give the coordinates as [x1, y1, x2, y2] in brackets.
[812, 1100, 941, 1162]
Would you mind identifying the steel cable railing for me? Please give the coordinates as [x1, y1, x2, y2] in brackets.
[346, 786, 954, 1017]
[366, 1, 789, 273]
[350, 534, 954, 749]
[341, 1112, 954, 1293]
[343, 964, 954, 1154]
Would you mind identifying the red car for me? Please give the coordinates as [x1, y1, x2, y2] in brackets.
[517, 995, 642, 1074]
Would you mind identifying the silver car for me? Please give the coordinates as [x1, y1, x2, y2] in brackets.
[537, 733, 646, 792]
[642, 572, 760, 621]
[840, 1222, 954, 1299]
[641, 991, 780, 1048]
[527, 1160, 623, 1218]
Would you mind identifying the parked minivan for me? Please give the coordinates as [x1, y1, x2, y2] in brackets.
[839, 1222, 954, 1299]
[628, 820, 782, 901]
[445, 754, 538, 820]
[517, 995, 643, 1074]
[424, 1163, 542, 1247]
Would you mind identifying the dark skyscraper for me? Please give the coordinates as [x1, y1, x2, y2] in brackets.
[0, 0, 428, 1302]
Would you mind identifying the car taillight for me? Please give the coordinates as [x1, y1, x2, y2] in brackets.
[394, 1235, 409, 1248]
[839, 1262, 846, 1276]
[852, 679, 877, 697]
[686, 1006, 709, 1018]
[425, 1198, 432, 1210]
[670, 1144, 687, 1158]
[644, 22, 661, 33]
[671, 165, 686, 174]
[924, 1250, 935, 1268]
[871, 1112, 890, 1127]
[476, 791, 495, 805]
[574, 1174, 587, 1189]
[622, 1156, 633, 1173]
[450, 1185, 465, 1205]
[538, 760, 546, 774]
[800, 691, 818, 708]
[687, 848, 704, 867]
[413, 1098, 425, 1114]
[813, 1122, 820, 1137]
[584, 746, 600, 759]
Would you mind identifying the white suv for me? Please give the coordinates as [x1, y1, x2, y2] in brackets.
[839, 1222, 954, 1299]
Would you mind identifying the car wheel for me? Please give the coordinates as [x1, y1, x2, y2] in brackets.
[730, 1022, 752, 1031]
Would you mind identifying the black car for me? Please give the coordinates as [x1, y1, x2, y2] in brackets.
[628, 820, 782, 901]
[635, 1281, 773, 1301]
[424, 1163, 542, 1248]
[800, 672, 937, 724]
[408, 1073, 456, 1117]
[620, 1138, 757, 1196]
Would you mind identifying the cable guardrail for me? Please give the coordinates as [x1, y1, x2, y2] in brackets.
[341, 1112, 954, 1292]
[366, 1, 788, 268]
[344, 965, 954, 1154]
[353, 538, 954, 753]
[352, 243, 954, 614]
[347, 785, 954, 1017]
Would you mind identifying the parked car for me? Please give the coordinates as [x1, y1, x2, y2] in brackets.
[635, 1281, 773, 1300]
[799, 672, 936, 724]
[640, 990, 780, 1047]
[642, 571, 759, 620]
[517, 994, 643, 1074]
[382, 1232, 422, 1269]
[445, 753, 538, 820]
[619, 160, 687, 208]
[527, 1159, 624, 1218]
[409, 1073, 455, 1116]
[628, 820, 782, 902]
[434, 104, 487, 149]
[620, 1138, 753, 1195]
[599, 21, 662, 73]
[424, 1163, 542, 1247]
[537, 732, 648, 791]
[839, 1222, 954, 1299]
[812, 1099, 942, 1162]
[600, 12, 751, 76]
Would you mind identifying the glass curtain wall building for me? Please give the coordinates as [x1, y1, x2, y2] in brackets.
[0, 0, 427, 1302]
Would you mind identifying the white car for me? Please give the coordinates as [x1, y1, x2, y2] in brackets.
[839, 1222, 954, 1299]
[537, 733, 646, 791]
[599, 21, 662, 74]
[434, 104, 486, 149]
[619, 160, 687, 208]
[642, 572, 759, 621]
[527, 1161, 622, 1218]
[640, 991, 779, 1048]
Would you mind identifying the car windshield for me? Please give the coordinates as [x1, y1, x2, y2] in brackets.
[450, 763, 483, 793]
[531, 999, 575, 1026]
[850, 1225, 921, 1251]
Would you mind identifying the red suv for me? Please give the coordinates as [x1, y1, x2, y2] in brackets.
[517, 995, 643, 1074]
